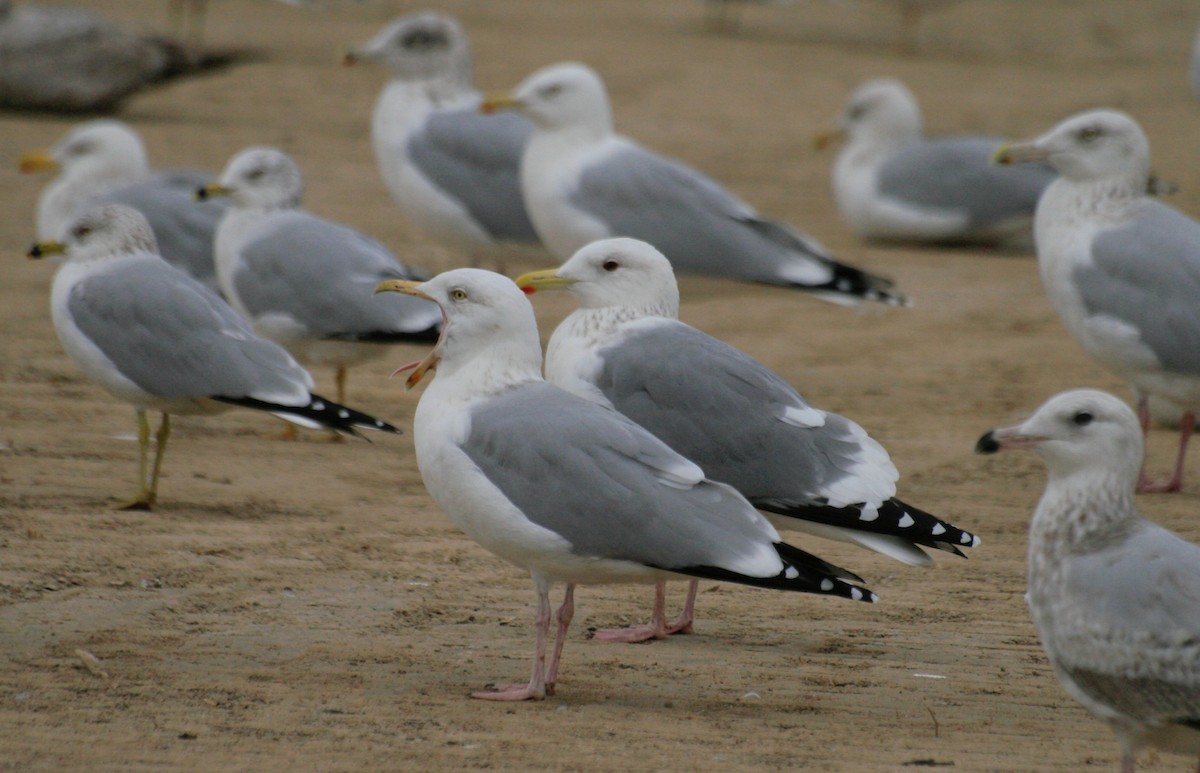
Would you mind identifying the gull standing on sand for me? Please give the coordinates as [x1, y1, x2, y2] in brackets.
[343, 11, 539, 266]
[20, 119, 227, 292]
[517, 238, 978, 641]
[483, 62, 906, 305]
[29, 205, 401, 510]
[976, 389, 1200, 773]
[375, 268, 876, 701]
[817, 78, 1054, 246]
[201, 146, 442, 405]
[995, 109, 1200, 493]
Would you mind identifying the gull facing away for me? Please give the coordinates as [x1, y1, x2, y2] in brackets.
[995, 109, 1200, 493]
[375, 268, 876, 701]
[976, 389, 1200, 773]
[482, 62, 906, 306]
[343, 11, 539, 266]
[817, 78, 1054, 247]
[20, 119, 228, 292]
[201, 146, 442, 406]
[29, 205, 401, 510]
[517, 238, 978, 642]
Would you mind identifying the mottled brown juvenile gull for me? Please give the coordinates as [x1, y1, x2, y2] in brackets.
[201, 146, 441, 405]
[976, 389, 1200, 773]
[818, 78, 1054, 246]
[29, 205, 400, 510]
[375, 268, 875, 701]
[20, 119, 227, 292]
[0, 1, 225, 113]
[343, 11, 538, 266]
[483, 62, 906, 306]
[995, 109, 1200, 493]
[517, 238, 977, 641]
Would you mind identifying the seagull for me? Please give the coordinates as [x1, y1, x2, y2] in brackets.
[816, 78, 1054, 246]
[342, 11, 539, 267]
[375, 267, 876, 701]
[200, 146, 442, 406]
[516, 238, 978, 641]
[19, 119, 227, 292]
[995, 109, 1200, 493]
[29, 204, 401, 510]
[482, 62, 906, 306]
[976, 389, 1200, 773]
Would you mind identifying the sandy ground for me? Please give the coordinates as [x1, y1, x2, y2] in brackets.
[3, 0, 1200, 770]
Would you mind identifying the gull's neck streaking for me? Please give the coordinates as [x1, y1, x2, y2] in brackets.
[427, 312, 544, 404]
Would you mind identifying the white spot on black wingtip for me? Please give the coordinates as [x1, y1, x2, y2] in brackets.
[867, 591, 878, 603]
[962, 533, 978, 546]
[858, 505, 879, 522]
[338, 409, 350, 419]
[897, 513, 915, 528]
[820, 579, 834, 592]
[312, 400, 325, 411]
[375, 419, 386, 428]
[785, 566, 799, 580]
[850, 587, 863, 601]
[931, 523, 947, 536]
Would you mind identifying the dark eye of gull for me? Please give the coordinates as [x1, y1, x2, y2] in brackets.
[602, 260, 619, 272]
[1072, 411, 1094, 427]
[1078, 126, 1102, 143]
[450, 288, 468, 301]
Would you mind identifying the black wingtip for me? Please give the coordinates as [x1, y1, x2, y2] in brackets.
[214, 393, 402, 436]
[755, 497, 980, 555]
[661, 541, 876, 603]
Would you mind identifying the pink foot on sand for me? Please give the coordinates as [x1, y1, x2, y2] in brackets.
[472, 683, 545, 701]
[590, 622, 670, 643]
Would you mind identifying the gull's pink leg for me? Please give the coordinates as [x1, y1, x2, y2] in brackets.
[664, 580, 698, 635]
[545, 584, 575, 695]
[473, 578, 550, 701]
[590, 582, 672, 643]
[1136, 396, 1193, 493]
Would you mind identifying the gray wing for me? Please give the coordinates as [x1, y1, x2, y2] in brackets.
[877, 136, 1055, 227]
[1057, 521, 1200, 723]
[98, 169, 227, 292]
[234, 211, 442, 340]
[593, 322, 977, 552]
[1076, 199, 1200, 374]
[461, 382, 779, 571]
[571, 142, 897, 302]
[595, 322, 861, 502]
[68, 256, 311, 404]
[407, 107, 539, 242]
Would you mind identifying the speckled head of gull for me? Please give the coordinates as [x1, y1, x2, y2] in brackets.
[516, 237, 979, 642]
[342, 11, 470, 83]
[977, 389, 1200, 773]
[28, 204, 401, 511]
[995, 110, 1200, 494]
[481, 61, 908, 306]
[375, 267, 876, 701]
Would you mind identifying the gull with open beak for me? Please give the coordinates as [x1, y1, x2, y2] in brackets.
[374, 268, 875, 701]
